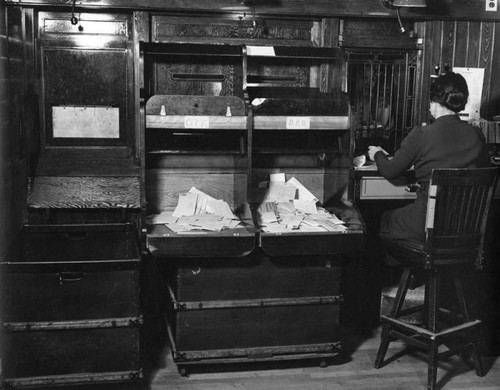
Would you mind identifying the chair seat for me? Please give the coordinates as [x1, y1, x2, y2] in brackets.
[382, 238, 426, 265]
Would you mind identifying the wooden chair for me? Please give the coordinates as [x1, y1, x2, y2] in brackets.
[374, 167, 498, 390]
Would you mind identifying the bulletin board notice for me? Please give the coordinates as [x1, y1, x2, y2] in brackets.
[452, 67, 484, 122]
[52, 106, 119, 138]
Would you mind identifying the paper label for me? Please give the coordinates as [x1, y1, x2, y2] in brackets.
[184, 116, 210, 128]
[286, 117, 310, 130]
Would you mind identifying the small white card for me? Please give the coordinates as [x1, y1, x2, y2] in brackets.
[246, 45, 276, 57]
[184, 116, 210, 128]
[286, 117, 310, 130]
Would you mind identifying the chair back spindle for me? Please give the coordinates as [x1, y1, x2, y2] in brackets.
[424, 168, 497, 269]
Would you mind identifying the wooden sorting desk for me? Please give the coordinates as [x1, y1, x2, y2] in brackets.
[139, 39, 362, 374]
[149, 203, 364, 376]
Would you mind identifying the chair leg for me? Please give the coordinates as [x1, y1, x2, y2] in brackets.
[426, 268, 440, 333]
[390, 267, 414, 317]
[374, 323, 391, 368]
[453, 274, 484, 377]
[427, 339, 439, 390]
[426, 268, 440, 390]
[374, 267, 413, 369]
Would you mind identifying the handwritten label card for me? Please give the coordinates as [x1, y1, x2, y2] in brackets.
[286, 117, 310, 130]
[184, 116, 210, 128]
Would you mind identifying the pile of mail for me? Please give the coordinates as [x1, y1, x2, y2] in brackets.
[256, 173, 347, 234]
[147, 187, 241, 233]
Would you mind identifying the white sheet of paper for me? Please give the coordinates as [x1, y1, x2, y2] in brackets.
[257, 202, 278, 225]
[286, 177, 319, 203]
[227, 219, 242, 229]
[270, 172, 286, 183]
[172, 192, 198, 217]
[52, 106, 119, 138]
[453, 67, 484, 121]
[188, 187, 216, 200]
[315, 219, 348, 232]
[293, 199, 318, 214]
[286, 215, 304, 230]
[261, 223, 289, 233]
[301, 217, 321, 227]
[206, 199, 235, 219]
[264, 182, 297, 202]
[188, 187, 215, 214]
[276, 201, 296, 215]
[175, 214, 229, 232]
[311, 209, 344, 224]
[166, 223, 194, 233]
[147, 211, 178, 225]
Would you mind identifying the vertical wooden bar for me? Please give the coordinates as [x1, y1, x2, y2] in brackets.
[440, 20, 455, 73]
[454, 21, 469, 68]
[467, 21, 481, 68]
[134, 11, 149, 245]
[479, 22, 496, 118]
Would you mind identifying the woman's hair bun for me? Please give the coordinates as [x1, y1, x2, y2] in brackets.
[430, 72, 469, 113]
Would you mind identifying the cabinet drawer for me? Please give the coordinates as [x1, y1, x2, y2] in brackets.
[171, 250, 341, 302]
[2, 265, 139, 323]
[359, 176, 417, 200]
[2, 319, 141, 386]
[22, 223, 139, 263]
[169, 304, 340, 359]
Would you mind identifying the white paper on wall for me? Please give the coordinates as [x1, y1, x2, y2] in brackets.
[452, 67, 484, 122]
[52, 106, 119, 138]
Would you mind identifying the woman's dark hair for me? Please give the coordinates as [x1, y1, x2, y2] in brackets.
[430, 72, 469, 113]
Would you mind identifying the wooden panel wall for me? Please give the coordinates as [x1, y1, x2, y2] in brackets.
[416, 20, 500, 124]
[0, 4, 9, 260]
[0, 6, 34, 260]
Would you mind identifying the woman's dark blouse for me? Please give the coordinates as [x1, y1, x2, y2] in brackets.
[374, 114, 486, 243]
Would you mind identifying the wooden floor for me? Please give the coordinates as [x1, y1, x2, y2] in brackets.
[144, 326, 500, 390]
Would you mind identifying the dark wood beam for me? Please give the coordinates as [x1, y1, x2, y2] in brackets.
[3, 0, 500, 21]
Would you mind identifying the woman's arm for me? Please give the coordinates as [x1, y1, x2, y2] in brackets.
[373, 127, 422, 179]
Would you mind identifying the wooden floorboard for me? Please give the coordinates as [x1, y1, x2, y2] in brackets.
[145, 326, 500, 390]
[13, 326, 499, 390]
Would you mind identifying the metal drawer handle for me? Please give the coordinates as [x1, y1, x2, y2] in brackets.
[59, 272, 84, 284]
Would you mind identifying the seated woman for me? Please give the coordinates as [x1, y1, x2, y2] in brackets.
[368, 72, 488, 246]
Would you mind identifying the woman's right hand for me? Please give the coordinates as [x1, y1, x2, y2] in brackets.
[368, 145, 389, 161]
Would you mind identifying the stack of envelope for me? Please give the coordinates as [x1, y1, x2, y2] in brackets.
[147, 188, 240, 232]
[256, 174, 347, 234]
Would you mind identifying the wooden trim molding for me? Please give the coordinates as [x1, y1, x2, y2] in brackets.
[3, 0, 500, 22]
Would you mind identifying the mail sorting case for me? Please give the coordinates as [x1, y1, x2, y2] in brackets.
[0, 223, 142, 388]
[165, 251, 343, 374]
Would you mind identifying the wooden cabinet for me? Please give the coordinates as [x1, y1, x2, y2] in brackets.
[0, 11, 143, 388]
[1, 223, 142, 387]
